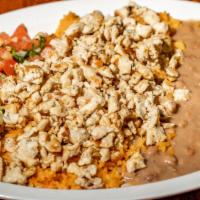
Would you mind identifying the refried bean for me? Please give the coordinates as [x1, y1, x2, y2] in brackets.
[125, 21, 200, 185]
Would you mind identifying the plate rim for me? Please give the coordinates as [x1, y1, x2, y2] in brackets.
[0, 0, 200, 199]
[0, 171, 200, 200]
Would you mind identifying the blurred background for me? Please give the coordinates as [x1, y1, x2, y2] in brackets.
[0, 0, 60, 13]
[0, 0, 200, 14]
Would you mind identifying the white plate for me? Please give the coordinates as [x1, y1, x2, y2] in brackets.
[0, 0, 200, 199]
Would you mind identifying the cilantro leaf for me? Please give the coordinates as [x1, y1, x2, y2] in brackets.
[12, 49, 28, 63]
[11, 36, 46, 63]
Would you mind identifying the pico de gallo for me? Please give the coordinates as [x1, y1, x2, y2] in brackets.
[0, 24, 47, 76]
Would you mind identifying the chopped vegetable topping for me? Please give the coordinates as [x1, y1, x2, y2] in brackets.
[0, 32, 10, 46]
[12, 50, 27, 63]
[12, 36, 46, 63]
[1, 59, 16, 75]
[0, 25, 46, 76]
[10, 24, 31, 51]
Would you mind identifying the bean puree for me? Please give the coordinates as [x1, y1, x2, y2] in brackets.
[125, 21, 200, 185]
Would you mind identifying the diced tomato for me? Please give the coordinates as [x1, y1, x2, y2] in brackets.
[0, 61, 4, 72]
[12, 24, 30, 40]
[10, 24, 32, 51]
[10, 39, 32, 51]
[0, 48, 6, 58]
[0, 32, 10, 45]
[1, 59, 16, 76]
[0, 48, 12, 60]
